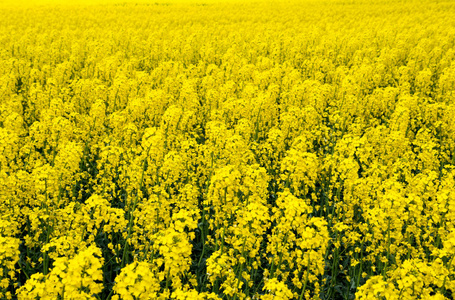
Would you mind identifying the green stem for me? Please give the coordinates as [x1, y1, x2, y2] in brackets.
[299, 251, 311, 300]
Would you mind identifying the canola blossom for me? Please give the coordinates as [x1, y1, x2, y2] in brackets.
[1, 0, 455, 299]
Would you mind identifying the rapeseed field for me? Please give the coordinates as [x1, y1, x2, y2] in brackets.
[1, 0, 455, 298]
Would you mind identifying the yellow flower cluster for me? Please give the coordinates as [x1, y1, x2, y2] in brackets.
[0, 236, 20, 299]
[1, 0, 455, 299]
[17, 245, 104, 299]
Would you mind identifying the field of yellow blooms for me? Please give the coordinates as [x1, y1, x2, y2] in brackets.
[1, 0, 455, 299]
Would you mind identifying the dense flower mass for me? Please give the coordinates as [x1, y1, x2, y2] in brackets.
[1, 0, 455, 298]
